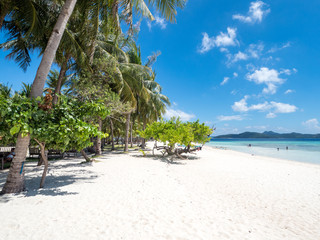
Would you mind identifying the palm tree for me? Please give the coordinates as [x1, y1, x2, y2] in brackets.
[1, 0, 78, 194]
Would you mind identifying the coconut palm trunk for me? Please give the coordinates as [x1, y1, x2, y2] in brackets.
[1, 0, 77, 194]
[53, 54, 71, 105]
[124, 113, 131, 152]
[110, 118, 115, 151]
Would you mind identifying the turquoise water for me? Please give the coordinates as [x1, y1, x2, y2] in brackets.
[208, 139, 320, 165]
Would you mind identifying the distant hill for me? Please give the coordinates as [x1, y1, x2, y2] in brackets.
[214, 131, 320, 139]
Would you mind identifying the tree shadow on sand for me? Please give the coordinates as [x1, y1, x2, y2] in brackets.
[0, 161, 99, 201]
[131, 152, 200, 165]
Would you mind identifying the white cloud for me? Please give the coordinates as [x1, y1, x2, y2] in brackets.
[233, 72, 238, 77]
[221, 77, 230, 85]
[155, 16, 167, 29]
[246, 67, 285, 94]
[284, 89, 294, 94]
[232, 96, 298, 117]
[250, 102, 271, 111]
[233, 1, 270, 24]
[164, 108, 195, 121]
[217, 115, 244, 121]
[199, 28, 238, 53]
[147, 15, 167, 30]
[270, 101, 298, 113]
[302, 119, 320, 131]
[232, 95, 250, 112]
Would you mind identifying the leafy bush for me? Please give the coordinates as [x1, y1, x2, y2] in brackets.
[139, 118, 213, 156]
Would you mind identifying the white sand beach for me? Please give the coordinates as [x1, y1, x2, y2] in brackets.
[0, 144, 320, 240]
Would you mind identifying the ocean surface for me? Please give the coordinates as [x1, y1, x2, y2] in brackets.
[207, 139, 320, 165]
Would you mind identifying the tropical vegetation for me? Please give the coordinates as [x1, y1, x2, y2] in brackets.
[0, 0, 211, 194]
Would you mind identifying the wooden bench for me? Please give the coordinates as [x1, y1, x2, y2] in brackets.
[64, 149, 78, 157]
[29, 147, 41, 158]
[48, 149, 65, 159]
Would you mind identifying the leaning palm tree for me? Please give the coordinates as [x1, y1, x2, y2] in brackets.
[1, 0, 78, 194]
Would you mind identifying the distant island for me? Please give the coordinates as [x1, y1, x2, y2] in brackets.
[214, 131, 320, 139]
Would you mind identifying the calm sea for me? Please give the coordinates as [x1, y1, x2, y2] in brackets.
[207, 139, 320, 165]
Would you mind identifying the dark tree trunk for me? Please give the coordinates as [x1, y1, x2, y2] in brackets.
[1, 0, 77, 194]
[130, 121, 133, 148]
[37, 153, 44, 166]
[95, 117, 102, 155]
[53, 54, 70, 105]
[141, 120, 147, 149]
[124, 113, 130, 152]
[81, 149, 91, 162]
[34, 139, 48, 188]
[110, 118, 115, 151]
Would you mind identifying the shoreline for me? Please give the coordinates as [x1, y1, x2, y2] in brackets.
[1, 144, 320, 240]
[205, 145, 320, 168]
[206, 140, 320, 166]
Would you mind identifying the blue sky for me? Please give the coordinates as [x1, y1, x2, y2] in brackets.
[1, 0, 320, 135]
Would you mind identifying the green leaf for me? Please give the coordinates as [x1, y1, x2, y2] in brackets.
[10, 125, 20, 135]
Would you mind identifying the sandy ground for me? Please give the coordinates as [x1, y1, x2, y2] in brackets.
[0, 143, 320, 240]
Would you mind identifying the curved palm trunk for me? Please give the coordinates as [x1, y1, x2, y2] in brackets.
[95, 117, 102, 155]
[0, 135, 29, 194]
[124, 113, 130, 152]
[53, 54, 70, 105]
[1, 0, 77, 194]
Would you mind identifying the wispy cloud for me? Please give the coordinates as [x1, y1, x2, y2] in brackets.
[199, 28, 238, 53]
[164, 108, 195, 121]
[220, 77, 230, 85]
[226, 43, 264, 64]
[245, 125, 267, 130]
[232, 96, 298, 117]
[268, 42, 291, 53]
[284, 89, 295, 94]
[233, 1, 270, 24]
[217, 115, 245, 121]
